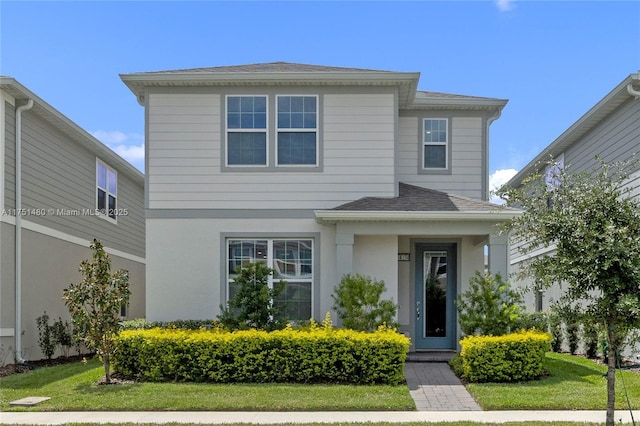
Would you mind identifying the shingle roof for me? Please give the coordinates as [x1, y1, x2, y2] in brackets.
[135, 62, 399, 75]
[417, 90, 503, 102]
[333, 182, 502, 212]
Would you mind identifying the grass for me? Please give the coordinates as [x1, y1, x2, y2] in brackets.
[467, 352, 640, 410]
[0, 359, 415, 411]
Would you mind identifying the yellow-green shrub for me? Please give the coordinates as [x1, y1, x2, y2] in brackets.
[114, 324, 409, 384]
[460, 330, 551, 383]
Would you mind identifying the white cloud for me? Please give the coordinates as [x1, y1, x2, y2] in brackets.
[495, 0, 515, 12]
[92, 130, 145, 172]
[489, 168, 518, 204]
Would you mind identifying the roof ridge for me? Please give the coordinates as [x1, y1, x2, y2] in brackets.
[131, 62, 404, 75]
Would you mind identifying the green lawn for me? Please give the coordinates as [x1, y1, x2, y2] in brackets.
[0, 359, 414, 411]
[467, 352, 640, 410]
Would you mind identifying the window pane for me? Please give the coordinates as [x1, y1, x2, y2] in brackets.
[424, 145, 446, 168]
[278, 132, 316, 165]
[108, 170, 117, 195]
[424, 119, 447, 143]
[278, 96, 317, 129]
[228, 133, 267, 165]
[97, 188, 106, 212]
[108, 195, 116, 219]
[275, 282, 312, 322]
[228, 96, 266, 129]
[228, 97, 241, 113]
[97, 163, 107, 189]
[273, 240, 312, 279]
[228, 240, 268, 276]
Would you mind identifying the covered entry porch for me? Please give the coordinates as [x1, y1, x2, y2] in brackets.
[315, 183, 518, 351]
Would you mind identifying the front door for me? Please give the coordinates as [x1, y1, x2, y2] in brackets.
[414, 243, 457, 350]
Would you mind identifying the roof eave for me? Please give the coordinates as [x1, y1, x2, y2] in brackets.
[407, 97, 508, 111]
[120, 71, 420, 104]
[313, 209, 522, 224]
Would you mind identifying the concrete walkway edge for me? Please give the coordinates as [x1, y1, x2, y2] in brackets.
[1, 410, 640, 424]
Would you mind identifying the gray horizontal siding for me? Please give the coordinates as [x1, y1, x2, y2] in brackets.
[9, 110, 144, 258]
[397, 115, 484, 199]
[565, 97, 640, 174]
[147, 91, 396, 209]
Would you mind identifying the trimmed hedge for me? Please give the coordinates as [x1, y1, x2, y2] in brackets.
[113, 324, 410, 385]
[460, 330, 552, 383]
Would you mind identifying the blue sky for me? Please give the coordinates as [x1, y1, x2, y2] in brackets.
[2, 0, 639, 196]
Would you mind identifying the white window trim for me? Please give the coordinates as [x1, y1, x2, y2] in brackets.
[226, 238, 314, 321]
[96, 158, 117, 224]
[422, 118, 449, 170]
[225, 95, 269, 168]
[275, 95, 319, 167]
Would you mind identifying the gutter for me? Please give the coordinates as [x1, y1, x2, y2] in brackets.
[14, 99, 33, 364]
[313, 209, 521, 224]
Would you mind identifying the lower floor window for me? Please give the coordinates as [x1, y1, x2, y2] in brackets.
[227, 238, 313, 321]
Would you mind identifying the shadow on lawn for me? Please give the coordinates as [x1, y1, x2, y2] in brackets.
[0, 358, 102, 390]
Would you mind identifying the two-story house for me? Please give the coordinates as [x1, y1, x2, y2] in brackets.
[1, 78, 146, 364]
[507, 71, 640, 312]
[121, 62, 516, 351]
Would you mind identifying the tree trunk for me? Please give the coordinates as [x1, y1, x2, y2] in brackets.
[605, 327, 616, 426]
[103, 353, 111, 384]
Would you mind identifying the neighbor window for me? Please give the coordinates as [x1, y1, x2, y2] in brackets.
[227, 239, 313, 321]
[96, 159, 117, 220]
[226, 96, 268, 166]
[277, 96, 318, 166]
[423, 119, 448, 169]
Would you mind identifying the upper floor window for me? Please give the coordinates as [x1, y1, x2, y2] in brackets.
[423, 119, 448, 169]
[96, 159, 117, 221]
[226, 96, 267, 166]
[277, 96, 318, 166]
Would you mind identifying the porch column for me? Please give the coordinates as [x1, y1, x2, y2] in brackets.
[335, 232, 354, 282]
[488, 232, 509, 278]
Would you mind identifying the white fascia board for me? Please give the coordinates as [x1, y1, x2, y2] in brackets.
[314, 210, 522, 224]
[409, 97, 508, 110]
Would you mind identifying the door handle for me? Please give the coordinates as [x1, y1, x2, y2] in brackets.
[416, 301, 421, 321]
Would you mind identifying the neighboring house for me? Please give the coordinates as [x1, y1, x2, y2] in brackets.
[507, 72, 640, 311]
[0, 78, 146, 365]
[121, 62, 516, 351]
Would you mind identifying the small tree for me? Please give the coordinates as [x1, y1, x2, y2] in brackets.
[218, 261, 287, 331]
[455, 271, 522, 336]
[63, 239, 130, 383]
[332, 273, 398, 332]
[498, 157, 640, 426]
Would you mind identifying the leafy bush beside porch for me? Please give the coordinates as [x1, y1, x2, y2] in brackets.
[113, 324, 410, 385]
[460, 330, 552, 383]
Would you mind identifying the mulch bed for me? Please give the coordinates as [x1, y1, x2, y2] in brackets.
[0, 355, 91, 378]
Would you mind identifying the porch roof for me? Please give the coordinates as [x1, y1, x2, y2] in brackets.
[314, 183, 520, 224]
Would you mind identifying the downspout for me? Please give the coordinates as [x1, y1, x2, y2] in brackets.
[484, 108, 503, 201]
[15, 99, 33, 364]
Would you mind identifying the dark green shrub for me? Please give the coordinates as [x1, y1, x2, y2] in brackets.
[456, 271, 522, 336]
[331, 273, 398, 332]
[52, 317, 72, 358]
[35, 312, 55, 360]
[583, 320, 601, 359]
[218, 262, 287, 331]
[547, 310, 563, 352]
[460, 330, 551, 383]
[556, 302, 582, 355]
[513, 311, 549, 332]
[113, 323, 410, 385]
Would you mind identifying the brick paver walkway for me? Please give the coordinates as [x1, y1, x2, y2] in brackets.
[404, 362, 481, 411]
